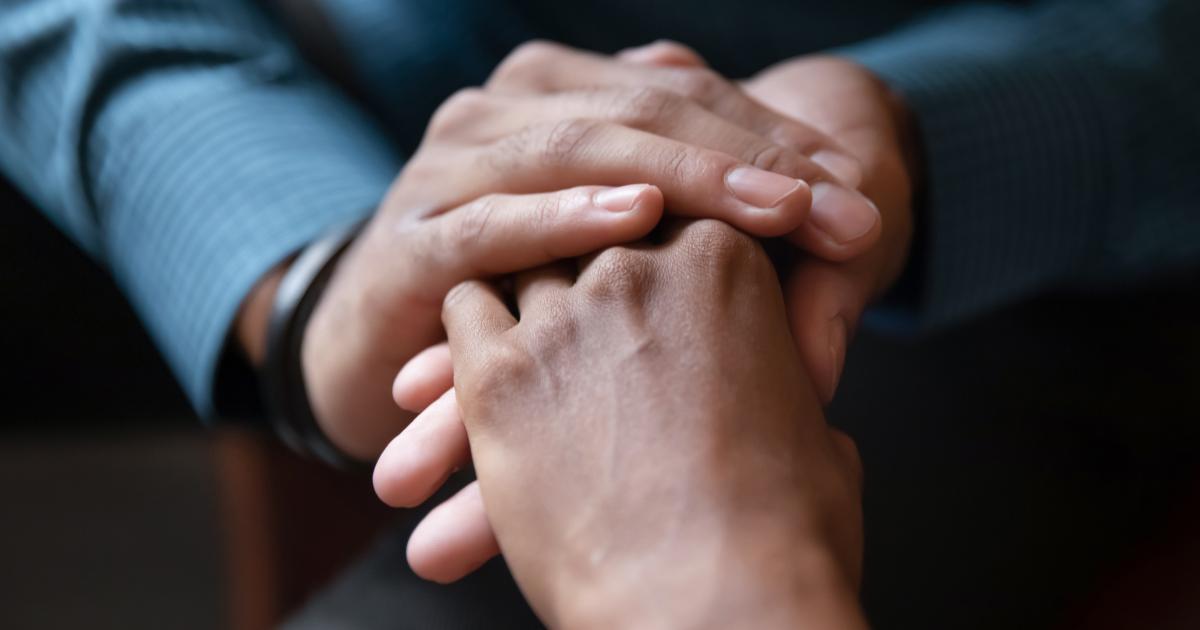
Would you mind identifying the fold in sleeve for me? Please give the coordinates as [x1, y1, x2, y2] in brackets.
[0, 0, 401, 415]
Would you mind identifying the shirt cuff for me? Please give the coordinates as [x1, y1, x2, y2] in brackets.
[89, 77, 400, 418]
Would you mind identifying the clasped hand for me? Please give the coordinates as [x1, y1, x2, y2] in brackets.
[301, 39, 916, 623]
[411, 220, 865, 628]
[302, 40, 887, 460]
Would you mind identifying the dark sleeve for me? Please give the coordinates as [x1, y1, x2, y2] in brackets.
[0, 0, 401, 414]
[839, 0, 1200, 328]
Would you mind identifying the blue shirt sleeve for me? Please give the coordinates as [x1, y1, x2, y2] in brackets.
[0, 0, 401, 416]
[840, 0, 1200, 330]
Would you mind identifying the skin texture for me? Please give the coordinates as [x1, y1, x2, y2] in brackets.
[236, 40, 883, 461]
[378, 42, 916, 583]
[413, 219, 866, 628]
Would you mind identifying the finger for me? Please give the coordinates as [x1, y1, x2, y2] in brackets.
[446, 88, 835, 187]
[514, 262, 574, 319]
[406, 480, 500, 584]
[488, 42, 857, 165]
[427, 94, 878, 255]
[787, 182, 882, 261]
[442, 280, 515, 364]
[452, 121, 814, 237]
[428, 90, 878, 258]
[374, 389, 470, 508]
[616, 40, 708, 68]
[414, 184, 664, 299]
[393, 342, 454, 413]
[783, 260, 876, 405]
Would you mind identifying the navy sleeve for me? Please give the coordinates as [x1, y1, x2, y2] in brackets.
[840, 0, 1200, 328]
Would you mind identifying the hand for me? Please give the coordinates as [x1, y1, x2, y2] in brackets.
[239, 41, 883, 460]
[743, 55, 917, 402]
[376, 42, 914, 581]
[381, 220, 866, 628]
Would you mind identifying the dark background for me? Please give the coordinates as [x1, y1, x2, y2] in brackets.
[0, 178, 221, 629]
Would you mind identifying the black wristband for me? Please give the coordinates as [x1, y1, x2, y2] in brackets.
[262, 219, 366, 469]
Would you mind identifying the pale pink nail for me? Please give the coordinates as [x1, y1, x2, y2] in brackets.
[593, 184, 651, 212]
[810, 182, 879, 244]
[725, 167, 803, 208]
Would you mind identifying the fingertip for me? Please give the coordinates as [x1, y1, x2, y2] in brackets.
[407, 483, 500, 583]
[373, 389, 468, 508]
[407, 517, 461, 583]
[373, 436, 414, 508]
[735, 178, 812, 237]
[794, 183, 882, 261]
[587, 183, 663, 240]
[391, 371, 411, 411]
[788, 209, 882, 263]
[784, 262, 869, 405]
[628, 183, 664, 222]
[393, 343, 454, 413]
[591, 183, 661, 214]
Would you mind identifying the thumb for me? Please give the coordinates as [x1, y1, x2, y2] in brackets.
[393, 342, 453, 413]
[784, 259, 875, 404]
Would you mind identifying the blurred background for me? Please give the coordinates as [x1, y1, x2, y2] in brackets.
[0, 179, 391, 630]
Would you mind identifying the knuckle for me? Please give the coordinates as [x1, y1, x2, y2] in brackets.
[667, 67, 726, 104]
[655, 40, 698, 58]
[581, 247, 655, 302]
[441, 281, 473, 312]
[487, 125, 536, 174]
[610, 86, 680, 128]
[467, 340, 533, 404]
[680, 219, 762, 267]
[492, 39, 562, 85]
[454, 194, 502, 250]
[523, 306, 578, 356]
[659, 142, 695, 183]
[427, 87, 489, 139]
[747, 143, 794, 175]
[531, 192, 564, 228]
[538, 118, 601, 167]
[767, 124, 819, 153]
[481, 340, 532, 382]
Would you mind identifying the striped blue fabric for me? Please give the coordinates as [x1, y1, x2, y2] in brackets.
[0, 1, 400, 415]
[1, 0, 1197, 416]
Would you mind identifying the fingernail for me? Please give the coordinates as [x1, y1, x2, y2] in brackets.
[725, 166, 803, 208]
[811, 150, 863, 188]
[827, 316, 847, 402]
[810, 182, 879, 244]
[594, 184, 650, 212]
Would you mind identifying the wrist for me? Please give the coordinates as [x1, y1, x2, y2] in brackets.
[235, 262, 290, 366]
[255, 220, 372, 467]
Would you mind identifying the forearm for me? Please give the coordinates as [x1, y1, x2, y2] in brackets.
[0, 1, 399, 414]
